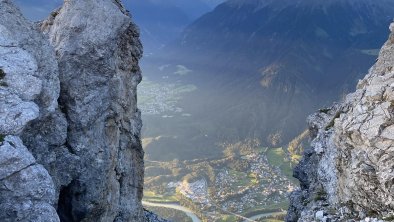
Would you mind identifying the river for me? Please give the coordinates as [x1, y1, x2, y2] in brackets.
[142, 200, 286, 222]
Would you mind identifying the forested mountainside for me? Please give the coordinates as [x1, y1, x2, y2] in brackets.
[143, 0, 394, 155]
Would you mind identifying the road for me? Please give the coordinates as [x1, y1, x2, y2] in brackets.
[142, 201, 201, 222]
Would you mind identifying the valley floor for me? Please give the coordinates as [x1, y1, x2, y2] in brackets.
[143, 144, 296, 222]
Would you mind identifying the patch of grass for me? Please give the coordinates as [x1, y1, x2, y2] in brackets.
[280, 163, 294, 178]
[0, 134, 4, 143]
[267, 148, 285, 167]
[243, 201, 289, 216]
[267, 147, 295, 179]
[144, 191, 157, 198]
[229, 170, 251, 186]
[257, 147, 269, 154]
[217, 215, 238, 222]
[143, 191, 178, 203]
[262, 219, 284, 222]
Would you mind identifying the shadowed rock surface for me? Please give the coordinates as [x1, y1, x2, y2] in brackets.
[287, 23, 394, 222]
[0, 0, 167, 221]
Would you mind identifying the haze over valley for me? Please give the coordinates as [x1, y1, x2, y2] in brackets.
[137, 0, 394, 221]
[12, 0, 394, 221]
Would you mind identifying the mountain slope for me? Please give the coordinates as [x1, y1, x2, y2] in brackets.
[145, 0, 394, 152]
[126, 0, 211, 53]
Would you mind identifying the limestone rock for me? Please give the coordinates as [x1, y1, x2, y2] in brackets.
[0, 1, 59, 221]
[287, 23, 394, 222]
[0, 136, 59, 222]
[0, 0, 79, 210]
[0, 90, 39, 135]
[41, 0, 145, 221]
[0, 0, 166, 221]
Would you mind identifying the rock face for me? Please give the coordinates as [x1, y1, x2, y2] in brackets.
[287, 23, 394, 222]
[0, 136, 59, 222]
[40, 0, 145, 221]
[0, 0, 152, 221]
[0, 0, 60, 221]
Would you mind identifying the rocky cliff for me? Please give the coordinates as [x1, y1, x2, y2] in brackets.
[287, 23, 394, 222]
[0, 0, 162, 221]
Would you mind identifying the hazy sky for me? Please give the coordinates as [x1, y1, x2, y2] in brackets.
[14, 0, 225, 21]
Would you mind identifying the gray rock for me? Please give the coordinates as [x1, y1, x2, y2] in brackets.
[0, 0, 78, 211]
[41, 0, 145, 221]
[316, 210, 324, 221]
[0, 136, 59, 222]
[0, 3, 45, 135]
[287, 23, 394, 222]
[0, 90, 39, 135]
[0, 136, 35, 180]
[21, 110, 81, 198]
[0, 0, 60, 115]
[0, 1, 60, 221]
[0, 0, 166, 221]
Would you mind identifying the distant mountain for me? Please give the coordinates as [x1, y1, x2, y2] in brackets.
[143, 0, 394, 157]
[126, 0, 223, 53]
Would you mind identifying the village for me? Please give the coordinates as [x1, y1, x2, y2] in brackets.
[138, 78, 196, 116]
[167, 148, 296, 220]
